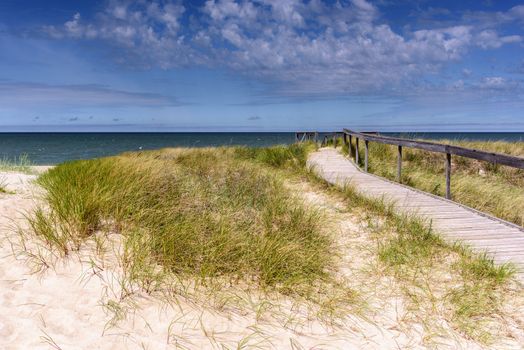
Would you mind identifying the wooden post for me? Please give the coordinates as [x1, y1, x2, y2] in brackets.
[364, 140, 369, 172]
[333, 134, 336, 148]
[446, 153, 451, 200]
[355, 138, 360, 165]
[397, 145, 402, 182]
[343, 133, 347, 146]
[348, 135, 352, 158]
[314, 132, 318, 144]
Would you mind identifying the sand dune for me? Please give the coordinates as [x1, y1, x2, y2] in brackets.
[0, 171, 521, 349]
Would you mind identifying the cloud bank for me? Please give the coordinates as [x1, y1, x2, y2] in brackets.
[40, 0, 524, 98]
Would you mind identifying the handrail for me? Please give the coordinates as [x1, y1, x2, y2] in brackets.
[343, 129, 524, 169]
[296, 129, 523, 200]
[336, 129, 524, 200]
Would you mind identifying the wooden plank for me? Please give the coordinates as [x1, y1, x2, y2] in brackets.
[307, 148, 524, 282]
[343, 129, 524, 169]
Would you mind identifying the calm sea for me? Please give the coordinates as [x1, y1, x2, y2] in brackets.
[1, 132, 523, 165]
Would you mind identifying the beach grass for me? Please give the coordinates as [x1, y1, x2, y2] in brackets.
[0, 154, 35, 174]
[297, 167, 515, 341]
[337, 138, 524, 226]
[24, 141, 519, 341]
[343, 184, 513, 336]
[0, 182, 8, 194]
[30, 146, 340, 301]
[246, 141, 517, 340]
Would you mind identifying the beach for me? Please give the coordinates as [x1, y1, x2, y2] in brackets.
[1, 157, 523, 349]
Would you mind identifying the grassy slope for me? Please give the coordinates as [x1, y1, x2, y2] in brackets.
[238, 142, 516, 341]
[32, 145, 337, 298]
[28, 142, 517, 342]
[338, 139, 524, 226]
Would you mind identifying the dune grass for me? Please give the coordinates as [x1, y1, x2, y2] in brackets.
[342, 184, 513, 337]
[298, 167, 515, 341]
[25, 141, 518, 341]
[0, 154, 34, 174]
[30, 146, 338, 301]
[251, 141, 516, 341]
[336, 138, 524, 226]
[0, 182, 7, 194]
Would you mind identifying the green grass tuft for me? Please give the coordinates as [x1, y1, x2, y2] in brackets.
[0, 154, 35, 174]
[31, 146, 334, 295]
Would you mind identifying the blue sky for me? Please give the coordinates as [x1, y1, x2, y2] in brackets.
[0, 0, 523, 131]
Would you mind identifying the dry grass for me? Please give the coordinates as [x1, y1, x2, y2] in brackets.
[22, 141, 521, 344]
[335, 138, 524, 226]
[0, 154, 35, 174]
[298, 170, 518, 343]
[27, 145, 359, 315]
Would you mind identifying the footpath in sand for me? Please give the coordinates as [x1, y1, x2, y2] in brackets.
[0, 170, 523, 349]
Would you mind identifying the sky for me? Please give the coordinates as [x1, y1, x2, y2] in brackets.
[0, 0, 523, 132]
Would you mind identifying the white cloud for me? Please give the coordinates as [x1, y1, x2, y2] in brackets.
[42, 0, 523, 97]
[476, 30, 521, 49]
[477, 77, 518, 90]
[44, 0, 195, 68]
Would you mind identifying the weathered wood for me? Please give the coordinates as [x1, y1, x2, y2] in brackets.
[348, 135, 353, 158]
[307, 148, 524, 281]
[343, 129, 524, 169]
[364, 140, 369, 172]
[445, 153, 451, 200]
[355, 138, 360, 165]
[397, 145, 402, 183]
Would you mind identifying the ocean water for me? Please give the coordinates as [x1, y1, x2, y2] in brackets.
[0, 132, 523, 165]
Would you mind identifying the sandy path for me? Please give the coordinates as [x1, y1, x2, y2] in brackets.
[0, 171, 520, 349]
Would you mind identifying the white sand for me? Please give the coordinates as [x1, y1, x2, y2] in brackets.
[0, 171, 521, 349]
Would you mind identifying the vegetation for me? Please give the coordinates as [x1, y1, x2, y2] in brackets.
[250, 141, 516, 341]
[337, 138, 524, 226]
[30, 146, 339, 300]
[0, 154, 34, 174]
[335, 183, 514, 340]
[26, 141, 518, 342]
[0, 182, 7, 194]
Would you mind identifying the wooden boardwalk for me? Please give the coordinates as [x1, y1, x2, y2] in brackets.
[308, 148, 524, 280]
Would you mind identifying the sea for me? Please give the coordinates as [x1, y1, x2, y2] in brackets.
[1, 132, 523, 165]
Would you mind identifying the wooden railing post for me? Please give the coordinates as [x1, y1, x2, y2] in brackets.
[364, 140, 369, 172]
[355, 138, 360, 165]
[446, 153, 451, 199]
[348, 135, 353, 158]
[314, 132, 318, 144]
[397, 145, 402, 182]
[333, 134, 336, 147]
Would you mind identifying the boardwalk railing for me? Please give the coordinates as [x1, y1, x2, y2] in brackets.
[295, 131, 319, 143]
[296, 130, 524, 200]
[342, 129, 524, 200]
